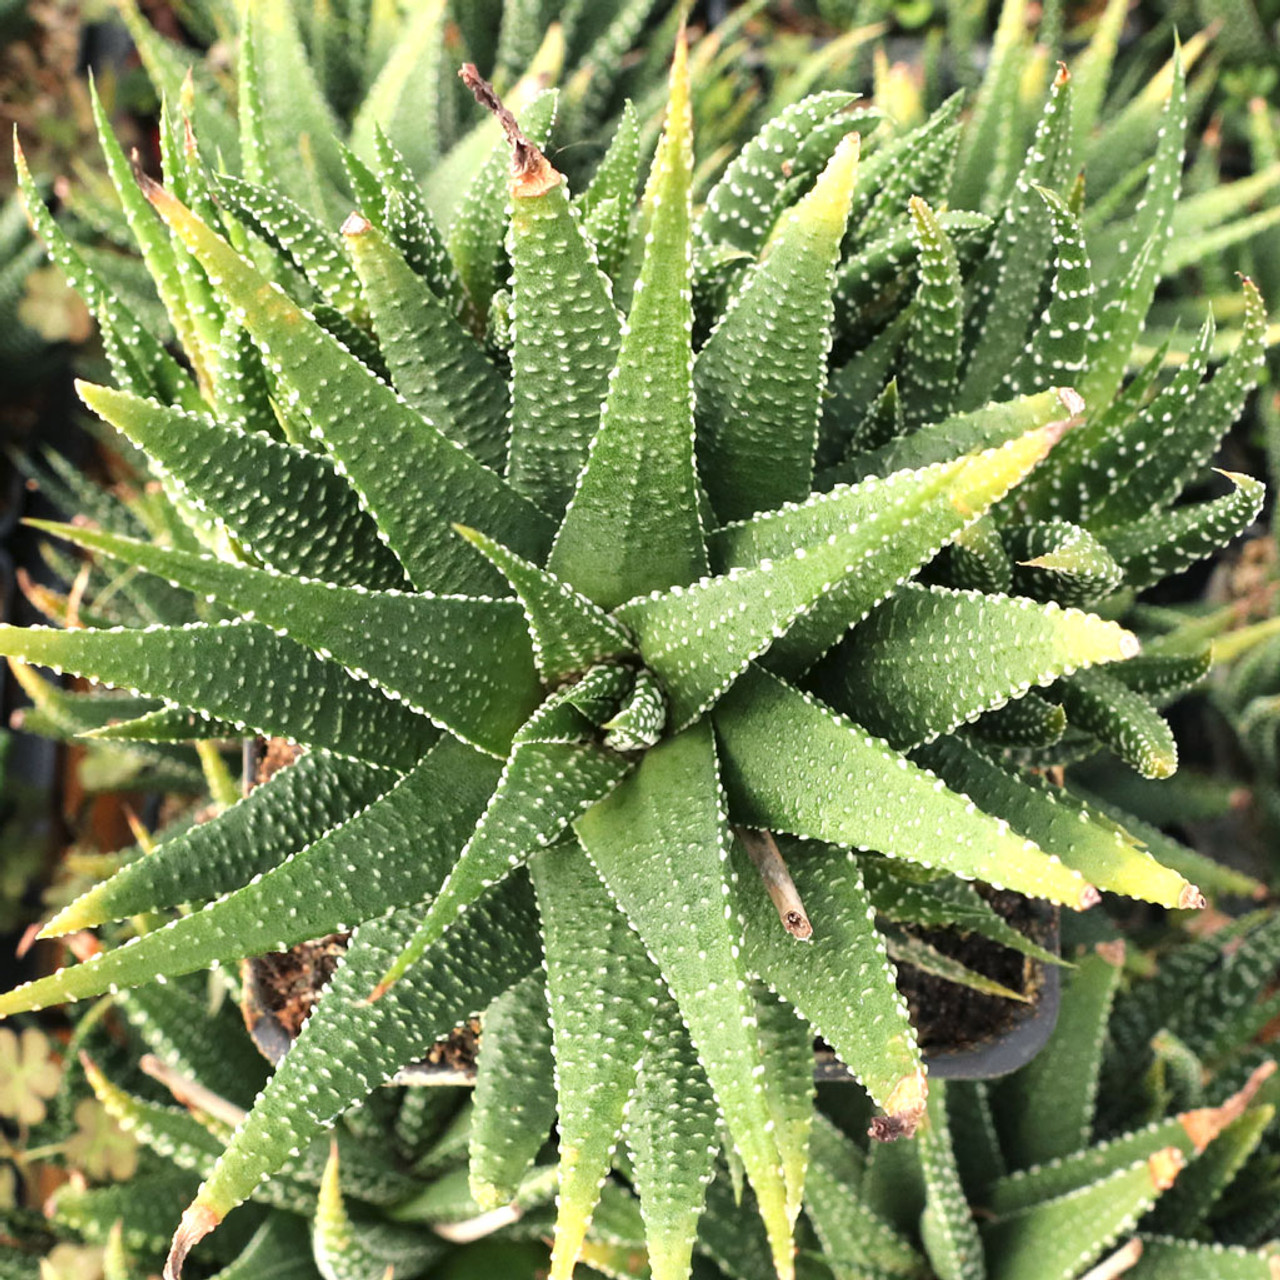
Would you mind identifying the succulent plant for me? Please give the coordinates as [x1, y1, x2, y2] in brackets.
[769, 912, 1280, 1280]
[12, 906, 1279, 1280]
[2, 0, 1276, 1273]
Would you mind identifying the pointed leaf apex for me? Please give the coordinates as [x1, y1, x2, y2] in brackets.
[1178, 885, 1207, 909]
[869, 1068, 927, 1140]
[459, 62, 561, 198]
[1147, 1147, 1185, 1192]
[164, 1200, 219, 1280]
[1054, 61, 1070, 87]
[341, 211, 373, 237]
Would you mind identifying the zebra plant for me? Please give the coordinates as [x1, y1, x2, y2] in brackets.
[1, 0, 1272, 1274]
[780, 912, 1280, 1280]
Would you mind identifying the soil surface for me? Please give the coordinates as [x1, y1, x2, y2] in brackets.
[898, 889, 1049, 1053]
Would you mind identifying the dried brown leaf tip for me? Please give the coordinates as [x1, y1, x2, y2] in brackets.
[869, 1068, 927, 1141]
[1147, 1146, 1185, 1192]
[164, 1201, 218, 1280]
[1179, 1058, 1277, 1152]
[459, 62, 560, 198]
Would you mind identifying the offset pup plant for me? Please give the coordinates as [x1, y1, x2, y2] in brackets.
[1, 6, 1271, 1279]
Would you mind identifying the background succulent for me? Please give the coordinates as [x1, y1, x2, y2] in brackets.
[2, 0, 1278, 1277]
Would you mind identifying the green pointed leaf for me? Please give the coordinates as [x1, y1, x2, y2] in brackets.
[1125, 1235, 1280, 1278]
[238, 0, 347, 217]
[969, 693, 1067, 747]
[469, 969, 557, 1210]
[1148, 1105, 1275, 1236]
[173, 877, 542, 1261]
[504, 141, 623, 519]
[559, 0, 664, 137]
[629, 414, 1073, 719]
[50, 1173, 219, 1262]
[819, 584, 1137, 749]
[313, 1140, 446, 1280]
[377, 672, 634, 992]
[715, 664, 1099, 908]
[832, 212, 992, 342]
[1015, 337, 1172, 522]
[576, 722, 794, 1280]
[918, 1081, 987, 1280]
[46, 752, 391, 934]
[940, 515, 1013, 593]
[699, 92, 858, 255]
[113, 0, 237, 167]
[952, 0, 1033, 210]
[888, 927, 1030, 1002]
[1082, 285, 1265, 529]
[900, 197, 963, 427]
[960, 68, 1075, 409]
[349, 0, 449, 175]
[1078, 56, 1186, 410]
[981, 1148, 1186, 1280]
[1100, 471, 1266, 592]
[204, 1215, 321, 1280]
[695, 134, 858, 522]
[732, 839, 923, 1132]
[33, 522, 540, 757]
[752, 985, 814, 1223]
[88, 79, 204, 382]
[996, 944, 1127, 1169]
[805, 1113, 926, 1278]
[854, 94, 963, 245]
[1006, 187, 1094, 397]
[625, 986, 719, 1280]
[1004, 521, 1123, 607]
[82, 705, 237, 743]
[213, 175, 364, 320]
[77, 383, 408, 590]
[914, 736, 1196, 908]
[1054, 668, 1178, 779]
[1069, 0, 1128, 152]
[548, 40, 708, 609]
[0, 738, 498, 1020]
[145, 182, 554, 595]
[456, 525, 635, 685]
[577, 100, 641, 279]
[210, 315, 280, 441]
[114, 981, 269, 1110]
[343, 214, 510, 473]
[823, 383, 1080, 493]
[371, 126, 463, 307]
[531, 839, 660, 1280]
[0, 619, 435, 770]
[863, 857, 1059, 965]
[15, 142, 198, 409]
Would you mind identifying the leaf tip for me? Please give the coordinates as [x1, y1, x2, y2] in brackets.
[341, 211, 373, 237]
[459, 62, 560, 198]
[1078, 884, 1102, 910]
[165, 1200, 219, 1280]
[1177, 885, 1207, 910]
[1146, 1146, 1184, 1192]
[870, 1068, 927, 1141]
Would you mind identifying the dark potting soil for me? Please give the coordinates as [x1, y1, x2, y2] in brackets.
[242, 932, 483, 1071]
[896, 889, 1050, 1053]
[244, 932, 350, 1043]
[246, 889, 1051, 1077]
